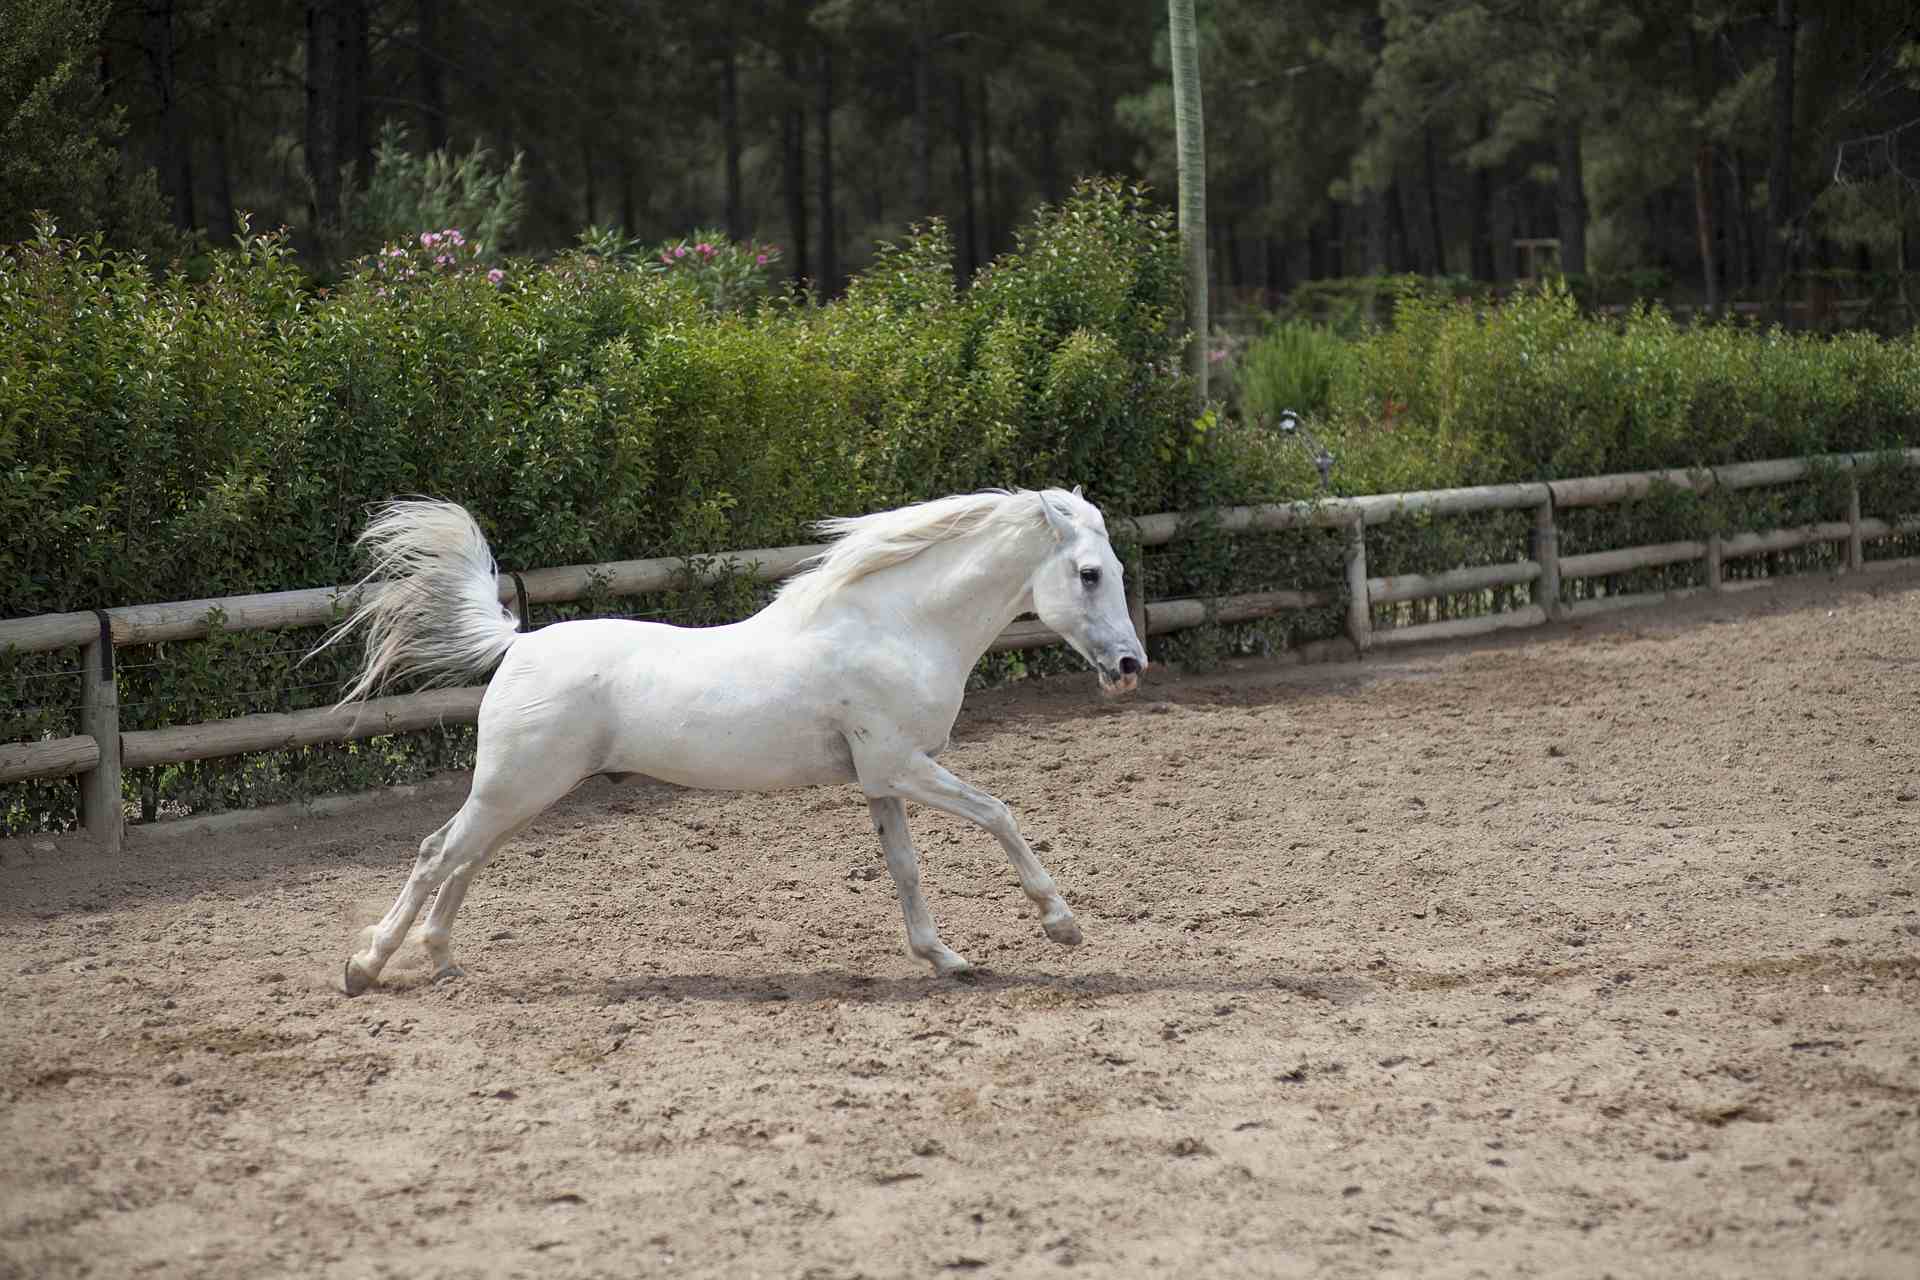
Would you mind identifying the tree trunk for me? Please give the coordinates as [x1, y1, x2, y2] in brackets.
[582, 139, 596, 227]
[1730, 148, 1755, 291]
[1169, 0, 1207, 404]
[911, 13, 932, 218]
[1693, 143, 1720, 314]
[816, 43, 838, 293]
[1555, 119, 1588, 277]
[145, 0, 194, 230]
[1385, 179, 1410, 273]
[781, 55, 809, 285]
[1037, 95, 1062, 205]
[1469, 117, 1494, 280]
[306, 1, 344, 233]
[620, 153, 635, 236]
[1423, 126, 1447, 276]
[1766, 0, 1797, 322]
[722, 42, 744, 240]
[955, 75, 977, 280]
[979, 75, 996, 260]
[210, 111, 235, 243]
[306, 0, 370, 241]
[417, 0, 448, 151]
[344, 1, 370, 187]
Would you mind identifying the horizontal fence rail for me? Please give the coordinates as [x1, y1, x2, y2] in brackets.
[4, 448, 1917, 849]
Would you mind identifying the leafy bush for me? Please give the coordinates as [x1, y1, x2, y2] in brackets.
[1236, 319, 1351, 423]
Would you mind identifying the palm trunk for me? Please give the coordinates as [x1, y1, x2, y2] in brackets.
[1169, 0, 1207, 404]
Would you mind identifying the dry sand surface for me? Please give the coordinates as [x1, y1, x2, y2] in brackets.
[3, 570, 1918, 1279]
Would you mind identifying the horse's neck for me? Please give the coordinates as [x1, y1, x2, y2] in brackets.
[838, 523, 1048, 660]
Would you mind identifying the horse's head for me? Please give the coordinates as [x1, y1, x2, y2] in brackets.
[1028, 487, 1149, 696]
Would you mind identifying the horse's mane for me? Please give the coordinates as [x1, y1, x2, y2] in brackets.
[777, 488, 1096, 617]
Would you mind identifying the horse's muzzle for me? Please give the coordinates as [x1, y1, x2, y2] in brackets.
[1097, 653, 1146, 697]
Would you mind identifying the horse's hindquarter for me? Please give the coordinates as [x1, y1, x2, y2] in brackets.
[480, 617, 858, 791]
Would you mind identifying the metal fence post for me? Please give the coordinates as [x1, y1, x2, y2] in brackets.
[79, 613, 123, 851]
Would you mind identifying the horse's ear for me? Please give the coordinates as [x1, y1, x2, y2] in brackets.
[1038, 492, 1074, 540]
[1071, 484, 1084, 498]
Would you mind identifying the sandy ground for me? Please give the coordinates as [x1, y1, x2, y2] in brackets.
[2, 569, 1918, 1280]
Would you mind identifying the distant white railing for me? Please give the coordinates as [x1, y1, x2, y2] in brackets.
[3, 449, 1917, 849]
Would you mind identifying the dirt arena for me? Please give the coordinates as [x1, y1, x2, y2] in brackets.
[3, 570, 1917, 1279]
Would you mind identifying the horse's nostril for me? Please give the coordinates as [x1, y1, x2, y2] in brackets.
[1118, 655, 1141, 676]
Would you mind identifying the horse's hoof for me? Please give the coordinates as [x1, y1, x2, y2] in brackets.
[341, 958, 374, 996]
[932, 953, 975, 979]
[1043, 913, 1083, 947]
[430, 962, 466, 985]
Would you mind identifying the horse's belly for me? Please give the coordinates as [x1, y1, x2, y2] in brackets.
[618, 721, 857, 791]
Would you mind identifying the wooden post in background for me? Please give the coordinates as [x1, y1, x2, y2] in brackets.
[78, 618, 123, 851]
[1531, 499, 1562, 620]
[1846, 475, 1863, 572]
[1706, 531, 1724, 590]
[1344, 516, 1371, 655]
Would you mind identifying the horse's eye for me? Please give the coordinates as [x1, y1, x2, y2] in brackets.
[1079, 566, 1101, 588]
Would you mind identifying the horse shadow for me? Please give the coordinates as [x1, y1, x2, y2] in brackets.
[501, 966, 1376, 1008]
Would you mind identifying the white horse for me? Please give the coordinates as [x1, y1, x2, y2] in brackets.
[318, 487, 1148, 994]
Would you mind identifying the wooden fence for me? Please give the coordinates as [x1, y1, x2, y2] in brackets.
[4, 449, 1917, 850]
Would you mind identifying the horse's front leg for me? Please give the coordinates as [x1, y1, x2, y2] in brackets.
[886, 752, 1082, 948]
[867, 797, 973, 977]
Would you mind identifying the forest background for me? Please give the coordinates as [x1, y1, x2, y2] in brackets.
[7, 0, 1919, 313]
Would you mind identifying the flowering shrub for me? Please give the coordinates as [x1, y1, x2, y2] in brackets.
[341, 121, 524, 267]
[358, 226, 506, 296]
[654, 228, 783, 311]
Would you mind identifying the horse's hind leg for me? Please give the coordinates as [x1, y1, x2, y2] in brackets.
[418, 837, 511, 981]
[341, 779, 563, 995]
[868, 798, 972, 977]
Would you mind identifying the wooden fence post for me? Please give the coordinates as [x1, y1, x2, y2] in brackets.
[1705, 532, 1724, 590]
[1531, 498, 1562, 620]
[78, 616, 123, 851]
[1125, 551, 1148, 648]
[1344, 515, 1371, 655]
[1846, 476, 1863, 572]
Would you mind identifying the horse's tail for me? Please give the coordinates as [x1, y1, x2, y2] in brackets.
[312, 500, 522, 706]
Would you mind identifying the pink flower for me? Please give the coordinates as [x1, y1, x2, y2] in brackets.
[487, 268, 505, 285]
[755, 253, 768, 265]
[673, 245, 688, 258]
[660, 251, 673, 264]
[446, 230, 465, 246]
[421, 231, 441, 247]
[695, 242, 714, 257]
